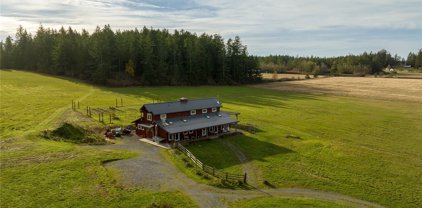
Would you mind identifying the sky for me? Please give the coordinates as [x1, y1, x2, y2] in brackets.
[1, 0, 421, 57]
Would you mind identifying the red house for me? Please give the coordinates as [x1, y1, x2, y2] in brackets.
[133, 97, 239, 142]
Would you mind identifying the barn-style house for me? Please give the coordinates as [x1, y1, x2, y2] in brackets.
[133, 97, 239, 142]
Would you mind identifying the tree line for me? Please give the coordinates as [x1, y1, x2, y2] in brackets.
[0, 25, 261, 86]
[259, 49, 422, 76]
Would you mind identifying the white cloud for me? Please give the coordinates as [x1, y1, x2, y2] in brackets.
[0, 0, 421, 56]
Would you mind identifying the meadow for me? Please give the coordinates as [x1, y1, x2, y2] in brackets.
[1, 70, 422, 207]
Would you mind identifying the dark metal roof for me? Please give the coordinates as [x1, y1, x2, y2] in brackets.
[142, 97, 221, 115]
[157, 112, 238, 134]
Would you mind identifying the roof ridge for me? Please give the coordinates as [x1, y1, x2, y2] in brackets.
[144, 97, 218, 106]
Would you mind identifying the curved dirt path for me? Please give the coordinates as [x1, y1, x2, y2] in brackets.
[218, 139, 261, 188]
[30, 88, 95, 134]
[90, 137, 384, 208]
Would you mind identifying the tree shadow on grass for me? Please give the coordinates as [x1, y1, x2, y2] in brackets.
[107, 86, 320, 110]
[185, 134, 294, 170]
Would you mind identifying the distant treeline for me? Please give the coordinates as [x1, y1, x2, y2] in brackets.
[259, 49, 422, 76]
[0, 25, 261, 86]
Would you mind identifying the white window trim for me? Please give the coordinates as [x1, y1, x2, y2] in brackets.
[212, 107, 217, 112]
[202, 108, 207, 114]
[190, 110, 196, 115]
[137, 124, 142, 129]
[160, 114, 167, 120]
[202, 128, 207, 136]
[147, 113, 152, 121]
[140, 126, 144, 130]
[189, 130, 194, 134]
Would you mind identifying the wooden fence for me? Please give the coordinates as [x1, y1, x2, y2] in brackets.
[176, 143, 247, 183]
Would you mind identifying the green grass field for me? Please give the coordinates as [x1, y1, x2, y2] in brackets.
[229, 197, 353, 208]
[1, 70, 422, 207]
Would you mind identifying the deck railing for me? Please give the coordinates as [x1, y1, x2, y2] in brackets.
[176, 143, 247, 183]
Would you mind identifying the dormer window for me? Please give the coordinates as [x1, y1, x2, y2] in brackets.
[212, 107, 217, 112]
[147, 113, 152, 121]
[160, 114, 167, 120]
[202, 108, 207, 114]
[190, 110, 196, 115]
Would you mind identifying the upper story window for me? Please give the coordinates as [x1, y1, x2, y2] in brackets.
[147, 113, 152, 121]
[202, 108, 207, 114]
[160, 114, 167, 120]
[190, 110, 196, 115]
[212, 107, 217, 112]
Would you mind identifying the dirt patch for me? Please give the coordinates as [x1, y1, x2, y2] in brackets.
[254, 77, 422, 102]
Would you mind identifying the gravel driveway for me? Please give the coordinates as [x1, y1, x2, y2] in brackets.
[91, 136, 384, 208]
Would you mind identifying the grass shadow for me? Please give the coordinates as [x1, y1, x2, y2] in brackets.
[185, 134, 294, 170]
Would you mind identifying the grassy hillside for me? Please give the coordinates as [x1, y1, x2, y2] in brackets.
[0, 70, 197, 207]
[1, 70, 421, 207]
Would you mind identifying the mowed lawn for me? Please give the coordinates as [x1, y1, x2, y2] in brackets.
[1, 70, 422, 207]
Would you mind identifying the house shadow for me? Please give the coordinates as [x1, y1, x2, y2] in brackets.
[185, 133, 294, 170]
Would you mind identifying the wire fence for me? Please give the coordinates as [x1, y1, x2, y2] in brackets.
[176, 143, 247, 183]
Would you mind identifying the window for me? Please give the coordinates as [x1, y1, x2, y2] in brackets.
[190, 110, 196, 115]
[170, 133, 179, 141]
[140, 126, 144, 130]
[147, 113, 152, 121]
[137, 124, 142, 129]
[202, 108, 207, 114]
[160, 114, 167, 120]
[212, 107, 217, 112]
[202, 128, 207, 136]
[189, 130, 194, 134]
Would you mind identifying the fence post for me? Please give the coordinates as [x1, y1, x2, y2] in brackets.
[225, 172, 228, 181]
[212, 167, 215, 176]
[116, 98, 118, 107]
[98, 113, 101, 122]
[86, 106, 89, 115]
[243, 172, 247, 184]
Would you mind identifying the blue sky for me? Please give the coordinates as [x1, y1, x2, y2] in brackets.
[1, 0, 421, 57]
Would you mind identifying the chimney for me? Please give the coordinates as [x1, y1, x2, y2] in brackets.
[179, 97, 188, 103]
